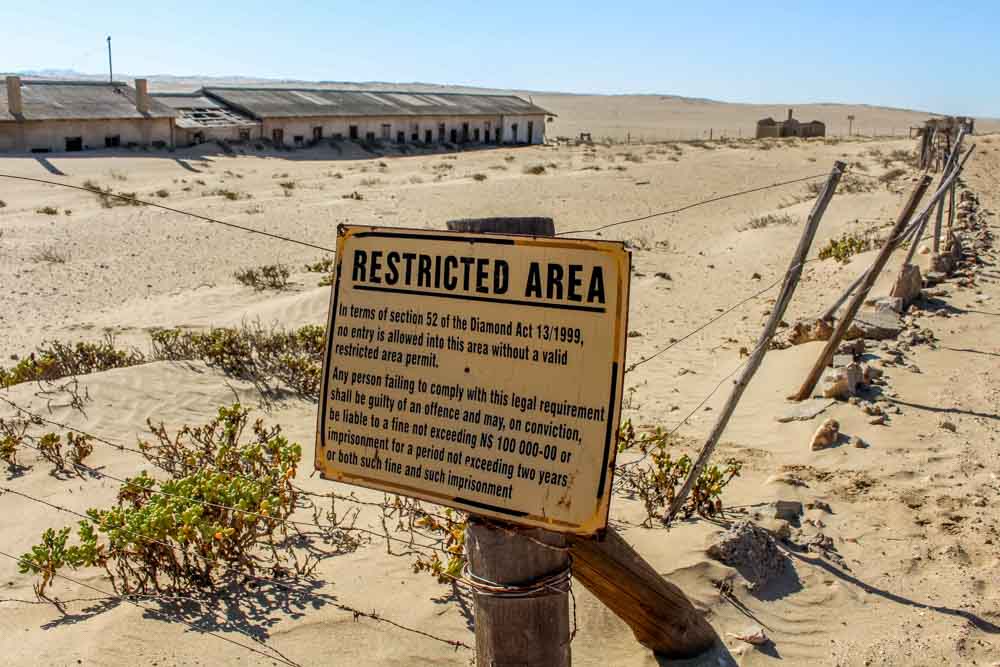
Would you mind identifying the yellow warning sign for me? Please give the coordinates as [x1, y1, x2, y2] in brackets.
[315, 226, 630, 534]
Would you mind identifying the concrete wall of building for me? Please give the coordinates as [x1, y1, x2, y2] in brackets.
[260, 113, 546, 147]
[0, 118, 173, 153]
[176, 124, 259, 146]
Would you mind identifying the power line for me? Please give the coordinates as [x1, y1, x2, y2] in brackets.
[0, 174, 337, 254]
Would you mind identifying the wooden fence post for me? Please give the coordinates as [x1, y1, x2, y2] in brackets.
[790, 175, 932, 401]
[666, 161, 845, 520]
[567, 528, 717, 658]
[449, 216, 570, 667]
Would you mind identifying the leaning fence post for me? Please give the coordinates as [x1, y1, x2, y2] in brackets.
[790, 174, 932, 401]
[665, 161, 846, 521]
[447, 216, 571, 667]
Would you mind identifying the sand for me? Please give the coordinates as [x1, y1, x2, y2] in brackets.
[1, 114, 998, 666]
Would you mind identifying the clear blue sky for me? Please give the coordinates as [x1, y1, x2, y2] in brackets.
[2, 1, 996, 116]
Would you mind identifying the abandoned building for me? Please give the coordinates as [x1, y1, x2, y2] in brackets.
[0, 79, 552, 152]
[152, 92, 259, 146]
[198, 87, 551, 147]
[755, 109, 825, 139]
[0, 77, 175, 153]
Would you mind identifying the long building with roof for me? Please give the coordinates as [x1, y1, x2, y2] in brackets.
[197, 87, 552, 147]
[0, 76, 553, 153]
[0, 77, 176, 152]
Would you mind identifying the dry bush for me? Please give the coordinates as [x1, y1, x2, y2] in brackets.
[808, 173, 875, 196]
[743, 213, 798, 230]
[342, 191, 364, 201]
[155, 189, 169, 198]
[151, 324, 325, 398]
[615, 420, 742, 526]
[0, 200, 6, 208]
[83, 180, 144, 208]
[36, 206, 59, 215]
[879, 167, 907, 184]
[523, 164, 546, 175]
[381, 496, 467, 583]
[234, 264, 290, 290]
[31, 245, 68, 264]
[471, 173, 487, 181]
[359, 177, 383, 187]
[0, 335, 144, 388]
[211, 188, 251, 201]
[304, 257, 335, 273]
[278, 180, 296, 192]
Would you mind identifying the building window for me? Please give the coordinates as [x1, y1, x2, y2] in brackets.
[105, 135, 120, 148]
[485, 121, 492, 143]
[450, 128, 458, 144]
[473, 128, 480, 142]
[396, 130, 405, 144]
[411, 123, 419, 142]
[65, 137, 83, 152]
[313, 126, 323, 142]
[461, 123, 470, 143]
[238, 129, 251, 142]
[438, 123, 446, 142]
[349, 125, 359, 140]
[272, 129, 284, 145]
[381, 124, 391, 140]
[425, 129, 432, 143]
[365, 131, 376, 142]
[511, 123, 519, 143]
[293, 135, 304, 147]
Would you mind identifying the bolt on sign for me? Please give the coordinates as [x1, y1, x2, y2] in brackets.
[315, 226, 630, 534]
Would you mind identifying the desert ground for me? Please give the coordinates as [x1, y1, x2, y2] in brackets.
[0, 106, 998, 666]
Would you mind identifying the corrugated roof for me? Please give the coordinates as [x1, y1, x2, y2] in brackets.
[202, 87, 553, 119]
[0, 80, 175, 122]
[151, 93, 258, 129]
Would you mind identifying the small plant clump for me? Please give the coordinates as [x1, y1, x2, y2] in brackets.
[31, 245, 69, 264]
[36, 206, 59, 215]
[743, 213, 798, 230]
[234, 264, 291, 290]
[0, 336, 145, 388]
[471, 173, 488, 181]
[304, 257, 335, 273]
[818, 229, 880, 263]
[83, 180, 145, 208]
[155, 189, 170, 198]
[19, 405, 309, 598]
[523, 164, 546, 175]
[615, 420, 742, 526]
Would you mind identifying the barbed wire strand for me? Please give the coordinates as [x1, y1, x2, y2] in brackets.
[0, 486, 474, 652]
[0, 174, 337, 254]
[555, 172, 832, 236]
[0, 546, 301, 667]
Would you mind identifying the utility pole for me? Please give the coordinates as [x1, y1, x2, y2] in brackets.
[107, 36, 113, 83]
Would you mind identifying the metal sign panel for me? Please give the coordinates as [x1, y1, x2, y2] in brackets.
[315, 226, 630, 534]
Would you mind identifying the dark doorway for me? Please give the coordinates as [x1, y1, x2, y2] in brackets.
[425, 129, 433, 143]
[65, 137, 83, 152]
[461, 122, 470, 143]
[495, 128, 501, 143]
[527, 121, 534, 144]
[104, 135, 120, 148]
[438, 123, 446, 142]
[313, 126, 323, 142]
[349, 125, 359, 140]
[397, 131, 405, 144]
[272, 128, 284, 146]
[473, 128, 480, 142]
[293, 135, 304, 147]
[450, 128, 458, 143]
[511, 123, 518, 143]
[411, 125, 419, 142]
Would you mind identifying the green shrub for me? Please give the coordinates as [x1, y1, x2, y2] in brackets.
[615, 419, 742, 526]
[818, 229, 880, 263]
[151, 324, 325, 398]
[0, 337, 144, 388]
[20, 405, 308, 596]
[234, 264, 290, 290]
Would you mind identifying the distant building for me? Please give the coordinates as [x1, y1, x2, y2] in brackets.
[756, 109, 825, 139]
[199, 87, 552, 147]
[0, 77, 175, 153]
[152, 92, 259, 146]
